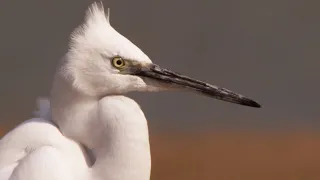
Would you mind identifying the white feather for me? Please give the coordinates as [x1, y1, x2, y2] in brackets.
[1, 2, 152, 180]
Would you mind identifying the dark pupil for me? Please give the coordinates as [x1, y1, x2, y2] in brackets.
[116, 59, 122, 66]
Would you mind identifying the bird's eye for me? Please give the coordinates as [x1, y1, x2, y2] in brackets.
[112, 56, 125, 68]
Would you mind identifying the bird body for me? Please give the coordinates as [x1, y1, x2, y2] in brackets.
[0, 2, 260, 180]
[0, 117, 90, 180]
[0, 95, 151, 180]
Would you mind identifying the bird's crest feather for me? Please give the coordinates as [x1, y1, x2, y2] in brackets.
[69, 1, 112, 51]
[84, 1, 109, 24]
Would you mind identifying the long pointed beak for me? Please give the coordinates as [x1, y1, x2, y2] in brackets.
[131, 63, 261, 108]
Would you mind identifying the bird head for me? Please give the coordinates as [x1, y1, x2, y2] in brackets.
[60, 2, 261, 108]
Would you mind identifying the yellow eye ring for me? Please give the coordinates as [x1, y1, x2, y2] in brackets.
[112, 56, 125, 68]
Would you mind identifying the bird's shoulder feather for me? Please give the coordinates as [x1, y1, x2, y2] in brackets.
[0, 118, 90, 180]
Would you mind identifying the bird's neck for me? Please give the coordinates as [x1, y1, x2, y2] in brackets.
[90, 96, 151, 180]
[50, 73, 151, 180]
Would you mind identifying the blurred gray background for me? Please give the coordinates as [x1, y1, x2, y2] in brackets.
[0, 0, 319, 131]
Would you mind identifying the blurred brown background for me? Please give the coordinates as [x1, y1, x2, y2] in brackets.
[0, 0, 319, 179]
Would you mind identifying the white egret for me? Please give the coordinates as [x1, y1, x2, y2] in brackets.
[0, 2, 260, 180]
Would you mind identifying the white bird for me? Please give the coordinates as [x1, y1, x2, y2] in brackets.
[0, 2, 260, 180]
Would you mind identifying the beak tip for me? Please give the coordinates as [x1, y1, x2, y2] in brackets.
[244, 99, 261, 108]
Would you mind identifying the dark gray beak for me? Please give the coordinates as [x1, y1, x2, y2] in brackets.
[130, 63, 261, 108]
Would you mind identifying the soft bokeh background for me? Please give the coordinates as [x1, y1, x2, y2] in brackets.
[0, 0, 319, 179]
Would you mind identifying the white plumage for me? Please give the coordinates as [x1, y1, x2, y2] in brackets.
[0, 2, 260, 180]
